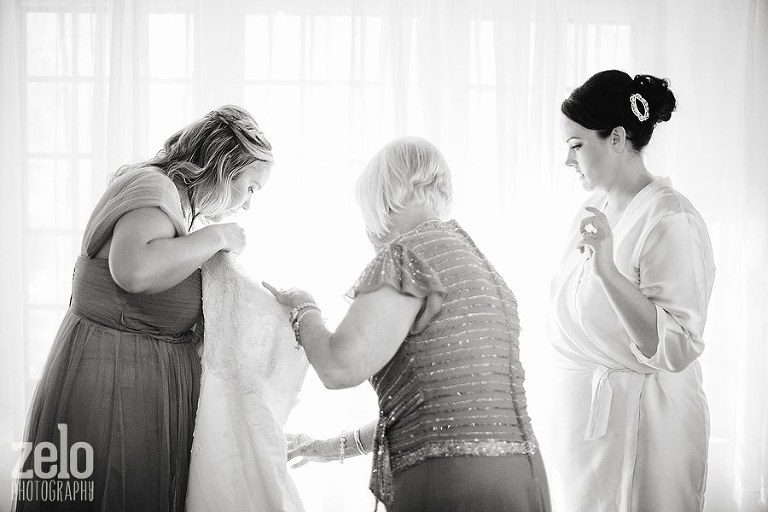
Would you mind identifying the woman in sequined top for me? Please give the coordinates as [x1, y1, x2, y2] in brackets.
[267, 137, 551, 512]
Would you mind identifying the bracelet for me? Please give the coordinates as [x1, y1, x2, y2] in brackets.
[339, 430, 347, 464]
[289, 302, 320, 325]
[295, 307, 317, 325]
[289, 302, 320, 348]
[353, 428, 368, 455]
[291, 321, 302, 350]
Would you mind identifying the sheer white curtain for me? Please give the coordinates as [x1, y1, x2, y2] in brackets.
[1, 0, 766, 510]
[0, 0, 26, 509]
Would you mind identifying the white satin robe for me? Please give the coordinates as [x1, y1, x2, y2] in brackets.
[548, 177, 715, 512]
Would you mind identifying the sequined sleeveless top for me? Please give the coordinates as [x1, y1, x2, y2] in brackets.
[347, 219, 538, 507]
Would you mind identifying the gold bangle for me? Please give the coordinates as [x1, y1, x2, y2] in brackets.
[353, 428, 367, 455]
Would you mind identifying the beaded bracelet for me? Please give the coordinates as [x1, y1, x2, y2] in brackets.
[289, 302, 320, 348]
[353, 428, 368, 455]
[339, 430, 347, 464]
[289, 302, 320, 325]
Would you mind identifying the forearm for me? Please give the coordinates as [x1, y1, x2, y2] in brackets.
[111, 226, 223, 294]
[296, 311, 355, 389]
[357, 420, 376, 453]
[277, 287, 420, 389]
[327, 421, 377, 460]
[597, 266, 659, 357]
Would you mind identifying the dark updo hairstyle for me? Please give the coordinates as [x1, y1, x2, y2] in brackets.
[561, 70, 676, 150]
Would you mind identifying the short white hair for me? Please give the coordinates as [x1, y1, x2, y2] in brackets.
[356, 136, 453, 241]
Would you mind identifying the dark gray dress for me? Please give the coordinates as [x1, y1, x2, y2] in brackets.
[15, 168, 202, 512]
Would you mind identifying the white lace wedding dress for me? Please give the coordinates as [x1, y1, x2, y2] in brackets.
[187, 253, 309, 512]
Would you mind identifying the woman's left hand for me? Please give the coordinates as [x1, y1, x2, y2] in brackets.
[262, 281, 317, 309]
[285, 432, 338, 469]
[576, 206, 617, 278]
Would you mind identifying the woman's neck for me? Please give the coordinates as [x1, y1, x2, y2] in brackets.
[604, 159, 653, 219]
[385, 207, 441, 241]
[176, 184, 192, 216]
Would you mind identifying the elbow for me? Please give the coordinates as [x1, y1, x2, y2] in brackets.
[661, 330, 705, 373]
[114, 276, 150, 295]
[667, 363, 690, 374]
[665, 353, 698, 373]
[111, 266, 154, 295]
[313, 333, 370, 389]
[321, 377, 351, 390]
[317, 366, 367, 390]
[635, 336, 703, 373]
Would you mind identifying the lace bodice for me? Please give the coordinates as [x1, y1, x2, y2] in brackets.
[200, 253, 308, 422]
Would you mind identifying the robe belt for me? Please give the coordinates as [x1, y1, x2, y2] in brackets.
[584, 365, 646, 441]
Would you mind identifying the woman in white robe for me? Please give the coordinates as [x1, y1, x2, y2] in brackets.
[549, 70, 715, 512]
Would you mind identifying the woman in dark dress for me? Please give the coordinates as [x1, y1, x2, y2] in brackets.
[14, 105, 273, 512]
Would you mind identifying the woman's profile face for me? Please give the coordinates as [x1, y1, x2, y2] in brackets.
[211, 161, 271, 222]
[560, 114, 613, 192]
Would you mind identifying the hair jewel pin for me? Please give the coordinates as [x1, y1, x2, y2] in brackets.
[629, 93, 650, 122]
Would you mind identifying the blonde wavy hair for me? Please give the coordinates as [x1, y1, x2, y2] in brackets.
[115, 105, 273, 227]
[356, 136, 453, 243]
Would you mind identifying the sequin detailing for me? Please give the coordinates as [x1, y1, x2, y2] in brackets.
[391, 439, 539, 473]
[350, 220, 538, 508]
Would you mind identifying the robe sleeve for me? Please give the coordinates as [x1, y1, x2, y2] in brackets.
[629, 212, 715, 372]
[345, 242, 446, 334]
